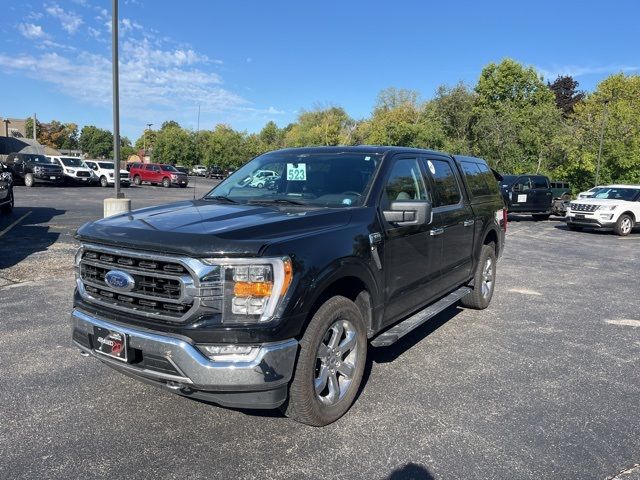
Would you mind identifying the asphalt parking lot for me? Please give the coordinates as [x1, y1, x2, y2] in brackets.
[1, 180, 639, 480]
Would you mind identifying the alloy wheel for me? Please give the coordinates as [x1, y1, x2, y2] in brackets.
[481, 257, 494, 299]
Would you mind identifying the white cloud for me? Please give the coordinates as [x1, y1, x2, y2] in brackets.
[18, 23, 48, 40]
[46, 3, 84, 34]
[537, 64, 640, 80]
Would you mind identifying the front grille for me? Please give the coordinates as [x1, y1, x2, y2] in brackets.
[571, 203, 598, 212]
[77, 171, 91, 178]
[120, 173, 129, 179]
[79, 248, 200, 320]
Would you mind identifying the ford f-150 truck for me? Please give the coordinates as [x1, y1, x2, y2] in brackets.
[72, 146, 506, 426]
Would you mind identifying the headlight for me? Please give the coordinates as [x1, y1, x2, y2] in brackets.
[108, 172, 114, 178]
[67, 169, 76, 174]
[33, 166, 42, 173]
[201, 257, 293, 324]
[171, 174, 178, 179]
[597, 205, 617, 211]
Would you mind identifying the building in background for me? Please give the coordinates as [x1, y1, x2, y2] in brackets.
[0, 117, 28, 138]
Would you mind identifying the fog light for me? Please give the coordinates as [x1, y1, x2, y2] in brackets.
[199, 345, 260, 362]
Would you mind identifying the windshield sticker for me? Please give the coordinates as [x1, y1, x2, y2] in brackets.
[342, 198, 352, 205]
[286, 163, 306, 181]
[427, 160, 436, 175]
[517, 194, 527, 203]
[364, 156, 371, 161]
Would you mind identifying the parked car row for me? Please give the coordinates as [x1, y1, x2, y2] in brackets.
[189, 164, 235, 179]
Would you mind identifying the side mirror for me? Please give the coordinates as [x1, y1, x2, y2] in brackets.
[383, 201, 432, 227]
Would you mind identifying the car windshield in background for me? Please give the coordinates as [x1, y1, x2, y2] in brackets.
[500, 175, 517, 187]
[60, 157, 84, 167]
[205, 152, 382, 208]
[160, 165, 178, 172]
[593, 188, 640, 201]
[26, 154, 54, 164]
[98, 162, 114, 169]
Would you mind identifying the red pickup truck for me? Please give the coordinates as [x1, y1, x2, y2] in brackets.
[129, 163, 189, 188]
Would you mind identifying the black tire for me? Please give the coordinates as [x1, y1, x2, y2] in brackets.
[100, 176, 108, 187]
[1, 191, 13, 214]
[532, 214, 551, 221]
[162, 177, 171, 188]
[179, 184, 187, 188]
[461, 244, 497, 310]
[257, 182, 264, 188]
[614, 214, 634, 236]
[568, 225, 583, 232]
[282, 296, 367, 426]
[24, 173, 35, 187]
[133, 175, 142, 186]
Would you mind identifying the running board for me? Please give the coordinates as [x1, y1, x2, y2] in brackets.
[370, 287, 471, 347]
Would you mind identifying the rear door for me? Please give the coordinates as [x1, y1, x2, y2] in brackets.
[425, 157, 475, 292]
[382, 155, 442, 323]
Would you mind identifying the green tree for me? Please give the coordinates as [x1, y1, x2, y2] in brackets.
[79, 125, 113, 158]
[203, 124, 247, 168]
[548, 75, 585, 117]
[284, 107, 352, 146]
[134, 128, 157, 151]
[259, 121, 284, 149]
[431, 82, 476, 154]
[152, 124, 195, 165]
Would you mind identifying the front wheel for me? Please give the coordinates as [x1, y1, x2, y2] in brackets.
[100, 176, 108, 187]
[133, 175, 141, 186]
[461, 244, 497, 310]
[282, 296, 367, 426]
[162, 177, 171, 188]
[24, 173, 35, 187]
[614, 214, 634, 236]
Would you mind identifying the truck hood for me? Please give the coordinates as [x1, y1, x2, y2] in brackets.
[76, 200, 352, 257]
[572, 198, 629, 206]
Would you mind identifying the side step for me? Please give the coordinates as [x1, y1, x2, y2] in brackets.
[370, 287, 471, 347]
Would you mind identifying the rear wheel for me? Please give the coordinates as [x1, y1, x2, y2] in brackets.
[532, 214, 551, 221]
[24, 173, 34, 187]
[162, 177, 171, 188]
[614, 214, 634, 236]
[282, 296, 367, 426]
[461, 244, 496, 310]
[100, 176, 108, 187]
[1, 191, 13, 214]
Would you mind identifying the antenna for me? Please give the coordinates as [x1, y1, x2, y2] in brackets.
[193, 103, 200, 200]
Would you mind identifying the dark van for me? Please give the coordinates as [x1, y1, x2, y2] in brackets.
[500, 174, 553, 220]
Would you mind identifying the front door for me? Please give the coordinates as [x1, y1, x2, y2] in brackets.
[382, 156, 442, 324]
[424, 157, 475, 292]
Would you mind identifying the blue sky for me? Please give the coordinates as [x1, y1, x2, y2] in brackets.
[1, 0, 638, 142]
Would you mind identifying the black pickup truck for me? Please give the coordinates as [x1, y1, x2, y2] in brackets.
[0, 162, 14, 214]
[499, 174, 553, 220]
[72, 146, 506, 426]
[5, 152, 64, 187]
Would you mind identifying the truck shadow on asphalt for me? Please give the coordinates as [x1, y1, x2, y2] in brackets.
[0, 206, 66, 270]
[385, 463, 435, 480]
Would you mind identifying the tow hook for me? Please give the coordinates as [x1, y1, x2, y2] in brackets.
[79, 349, 90, 357]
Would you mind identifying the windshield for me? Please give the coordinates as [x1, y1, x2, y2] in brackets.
[98, 162, 114, 170]
[60, 157, 84, 167]
[25, 154, 54, 164]
[593, 188, 639, 201]
[501, 175, 517, 187]
[205, 151, 382, 208]
[160, 165, 178, 172]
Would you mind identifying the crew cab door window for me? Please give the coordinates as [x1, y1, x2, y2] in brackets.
[382, 158, 428, 206]
[512, 177, 531, 192]
[427, 159, 462, 206]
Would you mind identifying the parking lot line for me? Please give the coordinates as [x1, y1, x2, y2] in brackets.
[0, 211, 32, 238]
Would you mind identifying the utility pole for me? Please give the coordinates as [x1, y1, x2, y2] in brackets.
[103, 0, 130, 217]
[144, 123, 152, 157]
[595, 99, 609, 187]
[3, 119, 9, 137]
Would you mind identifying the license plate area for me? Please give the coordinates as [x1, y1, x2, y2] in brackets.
[93, 326, 128, 362]
[576, 214, 585, 219]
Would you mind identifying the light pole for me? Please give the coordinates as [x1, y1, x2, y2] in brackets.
[595, 99, 610, 187]
[144, 123, 153, 154]
[3, 119, 9, 137]
[103, 0, 130, 217]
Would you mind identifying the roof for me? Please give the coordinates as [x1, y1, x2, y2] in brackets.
[270, 145, 453, 157]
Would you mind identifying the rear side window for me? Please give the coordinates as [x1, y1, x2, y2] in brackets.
[460, 161, 492, 197]
[427, 159, 461, 207]
[531, 176, 549, 189]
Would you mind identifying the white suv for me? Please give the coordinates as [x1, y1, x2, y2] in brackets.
[85, 160, 131, 188]
[47, 156, 95, 184]
[191, 165, 207, 176]
[566, 185, 640, 236]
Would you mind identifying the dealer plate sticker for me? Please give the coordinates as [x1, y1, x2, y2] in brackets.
[286, 163, 306, 181]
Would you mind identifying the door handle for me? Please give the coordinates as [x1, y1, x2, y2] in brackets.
[430, 227, 445, 236]
[463, 219, 475, 227]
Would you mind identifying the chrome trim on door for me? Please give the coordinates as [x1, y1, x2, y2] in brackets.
[429, 227, 445, 236]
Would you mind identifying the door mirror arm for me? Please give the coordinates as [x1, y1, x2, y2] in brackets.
[383, 201, 432, 227]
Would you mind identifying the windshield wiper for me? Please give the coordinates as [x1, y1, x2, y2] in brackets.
[248, 198, 308, 206]
[204, 195, 238, 203]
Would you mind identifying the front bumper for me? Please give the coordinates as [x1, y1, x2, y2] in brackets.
[34, 172, 64, 183]
[71, 309, 298, 409]
[566, 212, 616, 228]
[171, 177, 189, 186]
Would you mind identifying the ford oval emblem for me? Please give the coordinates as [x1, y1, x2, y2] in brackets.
[104, 270, 135, 291]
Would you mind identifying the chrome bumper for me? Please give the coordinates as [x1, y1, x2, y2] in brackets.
[72, 309, 298, 407]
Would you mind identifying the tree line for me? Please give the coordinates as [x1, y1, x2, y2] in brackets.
[30, 59, 640, 192]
